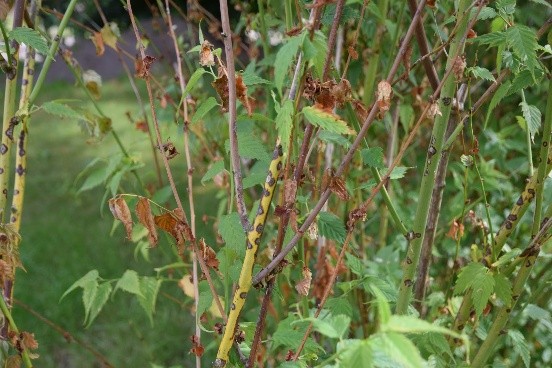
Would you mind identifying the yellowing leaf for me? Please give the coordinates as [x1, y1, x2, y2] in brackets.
[302, 106, 354, 135]
[100, 22, 119, 50]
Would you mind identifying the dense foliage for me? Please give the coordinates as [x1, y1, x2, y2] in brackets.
[1, 0, 552, 367]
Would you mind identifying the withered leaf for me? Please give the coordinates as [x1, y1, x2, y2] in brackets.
[284, 179, 297, 204]
[135, 55, 156, 79]
[20, 332, 39, 351]
[91, 32, 105, 56]
[159, 141, 179, 159]
[447, 219, 465, 241]
[352, 99, 369, 122]
[330, 175, 350, 201]
[376, 80, 392, 116]
[295, 266, 312, 296]
[212, 68, 230, 112]
[135, 121, 149, 132]
[199, 40, 215, 67]
[331, 79, 352, 108]
[190, 334, 205, 357]
[135, 197, 158, 247]
[236, 74, 253, 116]
[348, 46, 358, 60]
[199, 238, 219, 272]
[108, 197, 133, 239]
[453, 55, 466, 81]
[154, 211, 184, 246]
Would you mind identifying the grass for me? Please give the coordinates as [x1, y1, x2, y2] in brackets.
[10, 78, 217, 367]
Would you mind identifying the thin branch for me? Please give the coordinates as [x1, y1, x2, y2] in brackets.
[219, 0, 249, 231]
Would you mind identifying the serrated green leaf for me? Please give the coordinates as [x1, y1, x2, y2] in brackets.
[184, 68, 207, 96]
[369, 285, 391, 325]
[493, 273, 512, 305]
[115, 270, 142, 296]
[78, 166, 107, 193]
[303, 31, 328, 78]
[361, 147, 386, 169]
[218, 212, 247, 255]
[474, 6, 497, 20]
[325, 297, 353, 318]
[520, 102, 541, 139]
[301, 314, 350, 339]
[191, 97, 218, 124]
[319, 130, 351, 148]
[9, 27, 49, 55]
[201, 160, 225, 185]
[509, 70, 536, 95]
[276, 99, 294, 154]
[197, 289, 213, 317]
[386, 166, 410, 180]
[317, 211, 346, 243]
[374, 332, 425, 368]
[508, 330, 530, 368]
[339, 339, 373, 367]
[384, 316, 463, 341]
[454, 262, 487, 294]
[240, 70, 271, 86]
[82, 279, 99, 325]
[345, 253, 364, 276]
[137, 277, 161, 325]
[302, 106, 354, 135]
[468, 66, 495, 81]
[506, 25, 538, 73]
[41, 101, 84, 120]
[399, 104, 414, 132]
[61, 270, 99, 301]
[524, 304, 551, 321]
[272, 316, 324, 354]
[485, 81, 511, 128]
[471, 271, 495, 316]
[274, 34, 304, 94]
[86, 282, 112, 327]
[225, 132, 271, 161]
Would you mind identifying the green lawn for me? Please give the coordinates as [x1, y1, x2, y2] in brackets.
[11, 78, 216, 367]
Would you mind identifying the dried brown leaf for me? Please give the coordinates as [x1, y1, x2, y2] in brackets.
[330, 175, 350, 201]
[446, 219, 465, 241]
[21, 332, 38, 351]
[108, 197, 133, 239]
[376, 80, 392, 116]
[159, 141, 179, 159]
[427, 102, 442, 119]
[135, 55, 156, 79]
[284, 179, 297, 204]
[352, 99, 368, 122]
[295, 266, 312, 296]
[212, 68, 230, 111]
[190, 334, 205, 357]
[199, 40, 215, 67]
[91, 32, 105, 56]
[199, 238, 219, 271]
[135, 197, 158, 247]
[348, 46, 358, 60]
[331, 79, 352, 107]
[453, 55, 466, 81]
[236, 74, 253, 116]
[0, 0, 8, 21]
[135, 121, 148, 132]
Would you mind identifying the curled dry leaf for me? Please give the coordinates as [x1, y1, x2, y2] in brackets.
[453, 55, 466, 81]
[199, 238, 220, 272]
[91, 32, 105, 56]
[348, 46, 358, 60]
[135, 121, 148, 133]
[446, 219, 465, 241]
[284, 179, 297, 205]
[21, 332, 39, 351]
[295, 266, 312, 296]
[376, 80, 392, 116]
[159, 141, 179, 159]
[190, 335, 205, 357]
[331, 79, 352, 108]
[108, 197, 133, 239]
[154, 208, 193, 247]
[135, 55, 156, 79]
[467, 29, 477, 39]
[236, 74, 253, 116]
[307, 222, 318, 240]
[199, 40, 215, 67]
[135, 197, 158, 247]
[352, 99, 369, 122]
[212, 67, 230, 112]
[427, 102, 442, 119]
[330, 175, 350, 201]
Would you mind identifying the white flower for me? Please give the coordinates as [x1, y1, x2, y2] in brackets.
[268, 30, 283, 46]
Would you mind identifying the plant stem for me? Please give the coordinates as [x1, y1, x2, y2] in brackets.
[396, 0, 473, 315]
[0, 293, 33, 367]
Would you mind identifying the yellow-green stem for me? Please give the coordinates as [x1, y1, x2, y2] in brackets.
[0, 293, 33, 367]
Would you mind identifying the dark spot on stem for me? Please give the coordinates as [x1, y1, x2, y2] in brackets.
[404, 279, 413, 287]
[0, 144, 8, 155]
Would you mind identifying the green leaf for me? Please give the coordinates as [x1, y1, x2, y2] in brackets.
[509, 70, 536, 95]
[82, 279, 99, 325]
[86, 282, 112, 327]
[137, 277, 161, 325]
[520, 102, 541, 139]
[302, 106, 354, 135]
[361, 147, 386, 169]
[485, 81, 511, 128]
[471, 271, 495, 316]
[240, 70, 271, 86]
[531, 0, 552, 8]
[197, 289, 213, 317]
[9, 27, 49, 56]
[468, 66, 495, 81]
[225, 132, 271, 161]
[272, 316, 324, 354]
[218, 212, 247, 255]
[78, 166, 107, 193]
[374, 332, 425, 368]
[384, 316, 463, 341]
[345, 253, 364, 276]
[492, 248, 522, 268]
[115, 270, 142, 296]
[454, 262, 487, 295]
[317, 211, 346, 243]
[369, 285, 391, 325]
[508, 330, 530, 368]
[324, 297, 353, 318]
[339, 339, 373, 367]
[184, 68, 207, 96]
[201, 160, 225, 185]
[191, 97, 219, 124]
[41, 101, 84, 120]
[274, 34, 304, 94]
[302, 31, 328, 78]
[505, 25, 538, 73]
[275, 99, 294, 154]
[524, 304, 551, 321]
[61, 270, 99, 301]
[301, 314, 350, 339]
[386, 166, 410, 180]
[474, 6, 497, 20]
[399, 104, 414, 132]
[493, 273, 512, 305]
[318, 131, 351, 149]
